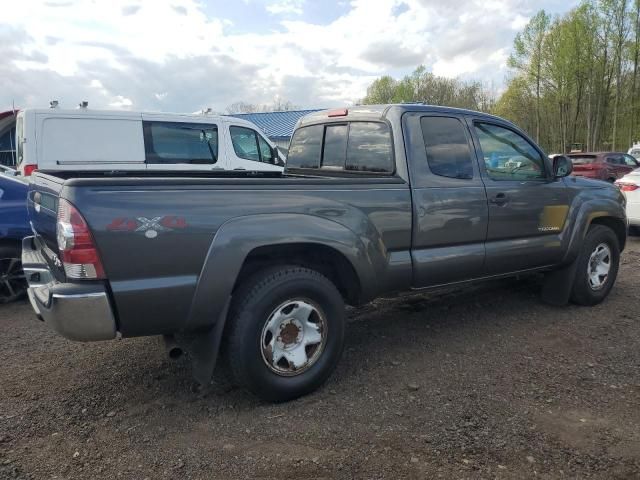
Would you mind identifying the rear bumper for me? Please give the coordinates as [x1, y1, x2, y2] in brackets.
[22, 236, 117, 341]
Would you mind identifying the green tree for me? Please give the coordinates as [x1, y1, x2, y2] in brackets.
[509, 10, 551, 143]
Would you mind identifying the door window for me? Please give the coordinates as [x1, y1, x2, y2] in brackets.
[230, 126, 276, 164]
[420, 116, 473, 179]
[230, 126, 260, 162]
[623, 154, 639, 167]
[474, 123, 545, 181]
[144, 122, 218, 164]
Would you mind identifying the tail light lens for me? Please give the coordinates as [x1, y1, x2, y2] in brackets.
[23, 164, 37, 176]
[57, 198, 105, 279]
[615, 182, 639, 192]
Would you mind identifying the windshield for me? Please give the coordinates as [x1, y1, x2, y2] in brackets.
[569, 155, 597, 165]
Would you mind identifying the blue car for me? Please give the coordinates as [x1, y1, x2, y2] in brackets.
[0, 165, 29, 303]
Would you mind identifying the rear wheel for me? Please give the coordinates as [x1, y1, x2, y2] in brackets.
[570, 225, 620, 306]
[225, 266, 345, 402]
[0, 245, 27, 304]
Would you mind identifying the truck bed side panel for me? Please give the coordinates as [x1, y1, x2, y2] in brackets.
[63, 179, 412, 336]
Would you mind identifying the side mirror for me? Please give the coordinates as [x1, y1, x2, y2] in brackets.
[553, 155, 572, 178]
[273, 146, 285, 167]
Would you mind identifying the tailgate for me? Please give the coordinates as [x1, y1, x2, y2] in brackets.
[27, 173, 66, 281]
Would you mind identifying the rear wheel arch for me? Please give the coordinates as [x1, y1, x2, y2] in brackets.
[234, 242, 362, 306]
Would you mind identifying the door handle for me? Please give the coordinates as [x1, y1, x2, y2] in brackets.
[489, 193, 508, 206]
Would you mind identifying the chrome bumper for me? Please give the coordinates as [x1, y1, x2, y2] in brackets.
[22, 236, 117, 341]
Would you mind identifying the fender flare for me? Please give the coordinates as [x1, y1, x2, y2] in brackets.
[185, 213, 377, 332]
[561, 198, 626, 265]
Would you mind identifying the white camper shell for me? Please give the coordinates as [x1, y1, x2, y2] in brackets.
[15, 109, 284, 176]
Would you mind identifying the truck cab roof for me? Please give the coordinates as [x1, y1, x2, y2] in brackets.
[298, 104, 509, 128]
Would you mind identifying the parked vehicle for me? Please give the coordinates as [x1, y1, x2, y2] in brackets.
[0, 165, 29, 303]
[615, 170, 640, 233]
[568, 152, 639, 182]
[15, 108, 284, 177]
[22, 105, 627, 402]
[629, 142, 640, 160]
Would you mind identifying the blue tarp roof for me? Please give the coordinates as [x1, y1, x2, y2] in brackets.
[228, 109, 323, 139]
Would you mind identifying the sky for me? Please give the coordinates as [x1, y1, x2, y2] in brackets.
[1, 0, 579, 113]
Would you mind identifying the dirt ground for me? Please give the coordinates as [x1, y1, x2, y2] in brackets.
[2, 239, 640, 480]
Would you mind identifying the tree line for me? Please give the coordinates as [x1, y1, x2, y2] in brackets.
[361, 0, 640, 154]
[361, 66, 496, 114]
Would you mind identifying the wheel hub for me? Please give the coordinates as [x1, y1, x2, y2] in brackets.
[587, 243, 611, 291]
[260, 299, 327, 376]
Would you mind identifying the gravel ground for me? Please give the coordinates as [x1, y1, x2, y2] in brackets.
[2, 238, 640, 480]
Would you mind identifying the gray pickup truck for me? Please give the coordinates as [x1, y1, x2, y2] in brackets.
[23, 104, 627, 402]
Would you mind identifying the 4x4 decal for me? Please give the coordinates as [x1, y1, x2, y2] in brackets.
[107, 216, 187, 238]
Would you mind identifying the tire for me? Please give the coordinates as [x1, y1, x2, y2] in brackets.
[629, 225, 640, 237]
[570, 225, 620, 306]
[0, 244, 27, 304]
[224, 265, 345, 402]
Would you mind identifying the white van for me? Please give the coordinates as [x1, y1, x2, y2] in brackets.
[15, 109, 284, 176]
[629, 142, 640, 160]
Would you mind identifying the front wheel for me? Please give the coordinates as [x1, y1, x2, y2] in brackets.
[570, 225, 620, 306]
[225, 266, 345, 402]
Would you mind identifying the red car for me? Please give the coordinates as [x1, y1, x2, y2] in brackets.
[568, 152, 640, 182]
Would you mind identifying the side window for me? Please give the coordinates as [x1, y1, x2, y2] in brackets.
[144, 122, 218, 164]
[420, 116, 473, 179]
[322, 124, 348, 168]
[345, 122, 393, 173]
[623, 154, 639, 167]
[606, 155, 620, 165]
[474, 123, 545, 181]
[230, 126, 260, 162]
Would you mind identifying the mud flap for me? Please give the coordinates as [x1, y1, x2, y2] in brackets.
[541, 259, 578, 306]
[179, 298, 230, 390]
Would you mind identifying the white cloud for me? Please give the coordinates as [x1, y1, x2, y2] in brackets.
[1, 0, 578, 112]
[109, 95, 133, 108]
[266, 0, 305, 15]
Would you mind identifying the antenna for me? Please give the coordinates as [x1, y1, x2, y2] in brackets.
[50, 100, 59, 109]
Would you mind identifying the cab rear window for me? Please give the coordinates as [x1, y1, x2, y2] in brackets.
[287, 122, 393, 174]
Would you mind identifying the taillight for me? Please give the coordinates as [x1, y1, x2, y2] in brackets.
[23, 164, 37, 176]
[615, 182, 639, 192]
[57, 198, 105, 279]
